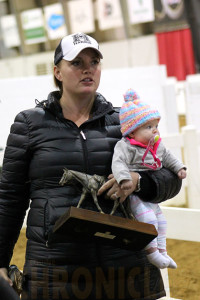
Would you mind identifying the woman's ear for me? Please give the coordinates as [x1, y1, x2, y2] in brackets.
[54, 65, 62, 81]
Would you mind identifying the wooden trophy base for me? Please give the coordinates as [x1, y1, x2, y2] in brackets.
[51, 207, 157, 251]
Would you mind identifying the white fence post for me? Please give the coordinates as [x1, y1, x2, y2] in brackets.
[181, 125, 200, 208]
[162, 133, 186, 207]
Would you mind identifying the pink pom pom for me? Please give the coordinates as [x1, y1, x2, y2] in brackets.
[124, 88, 140, 102]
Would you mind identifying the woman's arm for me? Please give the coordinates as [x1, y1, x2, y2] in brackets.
[0, 112, 30, 269]
[98, 167, 182, 204]
[137, 167, 182, 203]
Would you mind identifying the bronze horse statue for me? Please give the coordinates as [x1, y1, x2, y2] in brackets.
[59, 168, 130, 216]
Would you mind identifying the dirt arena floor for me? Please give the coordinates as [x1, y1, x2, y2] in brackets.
[11, 228, 200, 300]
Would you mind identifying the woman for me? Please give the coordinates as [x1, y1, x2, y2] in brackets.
[0, 32, 181, 300]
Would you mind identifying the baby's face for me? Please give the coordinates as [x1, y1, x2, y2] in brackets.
[129, 119, 160, 145]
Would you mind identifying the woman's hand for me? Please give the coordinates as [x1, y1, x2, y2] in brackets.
[0, 268, 13, 286]
[97, 172, 140, 203]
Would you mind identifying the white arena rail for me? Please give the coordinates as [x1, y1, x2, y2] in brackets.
[162, 125, 200, 209]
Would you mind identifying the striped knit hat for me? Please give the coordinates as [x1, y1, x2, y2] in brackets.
[120, 89, 161, 137]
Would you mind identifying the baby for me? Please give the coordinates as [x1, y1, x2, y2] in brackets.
[112, 89, 186, 269]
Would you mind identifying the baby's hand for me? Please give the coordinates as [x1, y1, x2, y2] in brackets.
[178, 168, 187, 179]
[120, 179, 134, 191]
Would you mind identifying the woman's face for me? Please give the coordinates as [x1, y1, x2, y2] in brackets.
[54, 48, 101, 97]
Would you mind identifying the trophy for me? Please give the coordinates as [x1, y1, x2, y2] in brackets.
[50, 168, 157, 251]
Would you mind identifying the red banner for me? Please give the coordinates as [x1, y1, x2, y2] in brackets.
[156, 28, 196, 80]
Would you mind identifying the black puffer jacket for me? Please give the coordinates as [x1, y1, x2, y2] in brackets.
[0, 91, 181, 299]
[0, 92, 119, 264]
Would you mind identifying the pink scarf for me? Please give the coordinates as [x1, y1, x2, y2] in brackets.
[126, 136, 161, 170]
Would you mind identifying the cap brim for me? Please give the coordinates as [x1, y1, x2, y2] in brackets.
[63, 44, 103, 61]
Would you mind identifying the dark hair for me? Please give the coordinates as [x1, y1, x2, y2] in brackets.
[53, 61, 63, 96]
[54, 40, 63, 65]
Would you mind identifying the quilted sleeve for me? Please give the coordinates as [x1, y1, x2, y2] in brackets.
[137, 167, 182, 203]
[0, 112, 31, 268]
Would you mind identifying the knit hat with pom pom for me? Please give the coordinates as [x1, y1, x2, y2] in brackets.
[119, 88, 161, 137]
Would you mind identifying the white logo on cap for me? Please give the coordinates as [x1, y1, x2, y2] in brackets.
[73, 33, 91, 45]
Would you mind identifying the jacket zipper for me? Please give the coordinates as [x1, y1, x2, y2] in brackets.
[80, 130, 89, 173]
[80, 130, 86, 140]
[56, 114, 89, 173]
[44, 201, 49, 247]
[44, 130, 87, 248]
